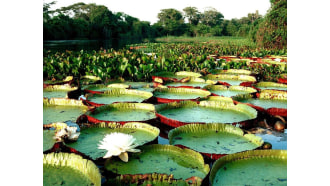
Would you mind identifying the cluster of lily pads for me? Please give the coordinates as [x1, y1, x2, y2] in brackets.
[43, 56, 287, 185]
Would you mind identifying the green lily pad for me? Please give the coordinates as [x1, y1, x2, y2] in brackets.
[205, 74, 256, 85]
[83, 84, 129, 93]
[153, 87, 211, 102]
[86, 103, 156, 122]
[43, 122, 75, 152]
[105, 144, 210, 180]
[210, 150, 287, 186]
[165, 77, 213, 88]
[156, 100, 257, 124]
[43, 85, 78, 98]
[175, 71, 202, 78]
[80, 75, 102, 85]
[66, 122, 159, 160]
[43, 130, 56, 152]
[86, 89, 153, 105]
[122, 81, 154, 89]
[254, 82, 287, 91]
[43, 152, 101, 186]
[169, 123, 263, 155]
[43, 98, 89, 125]
[204, 85, 257, 97]
[239, 99, 287, 109]
[209, 69, 252, 75]
[237, 90, 287, 109]
[44, 76, 73, 85]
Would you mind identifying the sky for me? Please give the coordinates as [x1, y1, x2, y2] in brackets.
[44, 0, 271, 24]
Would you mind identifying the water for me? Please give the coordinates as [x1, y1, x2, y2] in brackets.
[43, 38, 143, 51]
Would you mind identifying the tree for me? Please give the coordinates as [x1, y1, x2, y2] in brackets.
[183, 7, 200, 25]
[157, 8, 185, 35]
[255, 0, 287, 49]
[200, 7, 224, 27]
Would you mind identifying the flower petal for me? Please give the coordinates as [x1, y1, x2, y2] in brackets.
[118, 152, 128, 162]
[103, 150, 113, 159]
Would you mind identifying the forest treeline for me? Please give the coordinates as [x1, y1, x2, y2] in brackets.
[43, 0, 286, 49]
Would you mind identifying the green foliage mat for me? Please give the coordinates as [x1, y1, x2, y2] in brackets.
[105, 144, 210, 180]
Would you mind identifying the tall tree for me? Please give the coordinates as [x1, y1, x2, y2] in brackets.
[200, 7, 224, 27]
[183, 7, 200, 25]
[157, 8, 185, 35]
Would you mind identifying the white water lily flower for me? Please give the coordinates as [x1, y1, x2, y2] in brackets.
[54, 126, 80, 142]
[98, 132, 141, 162]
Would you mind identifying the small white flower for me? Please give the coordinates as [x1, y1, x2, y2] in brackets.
[55, 126, 80, 142]
[98, 132, 141, 162]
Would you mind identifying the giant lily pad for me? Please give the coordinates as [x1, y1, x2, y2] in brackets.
[83, 84, 129, 94]
[43, 84, 78, 98]
[43, 76, 73, 86]
[85, 89, 153, 106]
[83, 103, 156, 124]
[43, 98, 89, 125]
[43, 152, 101, 186]
[66, 122, 159, 160]
[254, 82, 287, 91]
[168, 123, 263, 160]
[204, 85, 257, 98]
[153, 87, 211, 103]
[152, 71, 202, 83]
[164, 77, 214, 89]
[155, 100, 257, 128]
[43, 122, 68, 152]
[122, 81, 154, 89]
[205, 74, 256, 86]
[237, 90, 287, 116]
[209, 150, 287, 186]
[209, 69, 252, 75]
[105, 144, 210, 181]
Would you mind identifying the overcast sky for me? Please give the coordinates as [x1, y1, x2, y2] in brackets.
[44, 0, 271, 24]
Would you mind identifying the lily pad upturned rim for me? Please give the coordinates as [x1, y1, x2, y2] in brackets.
[175, 71, 202, 78]
[43, 152, 101, 186]
[209, 149, 287, 185]
[43, 84, 78, 92]
[105, 144, 210, 180]
[254, 81, 287, 89]
[43, 76, 73, 86]
[168, 123, 263, 159]
[209, 69, 252, 75]
[153, 87, 211, 103]
[155, 100, 257, 128]
[83, 84, 129, 94]
[43, 97, 88, 107]
[109, 172, 203, 186]
[258, 89, 287, 100]
[205, 74, 256, 82]
[204, 85, 257, 97]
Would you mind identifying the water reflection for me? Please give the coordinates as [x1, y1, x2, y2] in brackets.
[43, 38, 143, 51]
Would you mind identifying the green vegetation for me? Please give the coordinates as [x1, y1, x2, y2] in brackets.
[44, 0, 286, 50]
